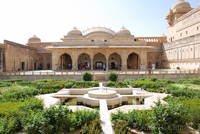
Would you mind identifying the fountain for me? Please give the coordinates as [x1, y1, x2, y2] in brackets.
[52, 82, 151, 108]
[79, 82, 124, 108]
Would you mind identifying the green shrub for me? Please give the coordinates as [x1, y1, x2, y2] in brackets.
[176, 78, 200, 85]
[106, 81, 128, 88]
[145, 88, 165, 93]
[164, 96, 200, 130]
[149, 101, 188, 134]
[136, 80, 159, 89]
[19, 98, 43, 113]
[113, 120, 131, 134]
[190, 78, 200, 85]
[176, 79, 188, 84]
[0, 86, 38, 102]
[81, 118, 101, 134]
[150, 77, 157, 82]
[33, 81, 65, 90]
[17, 81, 33, 87]
[72, 81, 99, 88]
[181, 98, 200, 129]
[24, 106, 70, 134]
[0, 117, 20, 134]
[5, 79, 23, 83]
[108, 72, 118, 81]
[165, 85, 200, 98]
[65, 81, 74, 88]
[124, 79, 137, 87]
[82, 72, 92, 81]
[0, 102, 23, 117]
[111, 110, 151, 131]
[154, 79, 174, 87]
[37, 88, 60, 94]
[0, 81, 12, 87]
[69, 110, 99, 131]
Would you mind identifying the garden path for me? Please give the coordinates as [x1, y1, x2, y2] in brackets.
[36, 93, 61, 108]
[100, 99, 114, 134]
[99, 82, 114, 134]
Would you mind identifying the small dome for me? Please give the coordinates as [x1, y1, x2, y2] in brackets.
[66, 27, 82, 37]
[172, 0, 191, 13]
[28, 35, 41, 43]
[116, 26, 131, 37]
[167, 9, 173, 16]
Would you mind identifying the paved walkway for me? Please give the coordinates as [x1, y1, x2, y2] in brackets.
[100, 99, 114, 134]
[36, 93, 61, 108]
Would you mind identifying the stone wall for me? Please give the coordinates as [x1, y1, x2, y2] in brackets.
[0, 45, 5, 72]
[0, 72, 199, 81]
[147, 52, 162, 68]
[4, 40, 38, 72]
[167, 5, 200, 42]
[37, 53, 52, 70]
[163, 33, 200, 69]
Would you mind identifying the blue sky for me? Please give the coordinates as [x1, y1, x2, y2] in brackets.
[0, 0, 199, 44]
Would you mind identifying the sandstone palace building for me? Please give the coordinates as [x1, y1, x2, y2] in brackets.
[0, 0, 200, 72]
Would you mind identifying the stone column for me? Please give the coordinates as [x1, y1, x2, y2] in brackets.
[72, 52, 78, 71]
[52, 51, 59, 70]
[91, 57, 93, 70]
[121, 51, 128, 71]
[106, 54, 109, 71]
[140, 50, 148, 70]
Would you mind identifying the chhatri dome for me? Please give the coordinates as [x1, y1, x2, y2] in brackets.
[66, 27, 82, 37]
[28, 35, 41, 43]
[166, 0, 192, 25]
[171, 0, 192, 13]
[116, 26, 132, 37]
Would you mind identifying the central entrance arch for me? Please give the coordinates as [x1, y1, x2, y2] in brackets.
[108, 53, 122, 70]
[78, 53, 91, 70]
[93, 53, 106, 70]
[127, 52, 140, 69]
[59, 53, 72, 70]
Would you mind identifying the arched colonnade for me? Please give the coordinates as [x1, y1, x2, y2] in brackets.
[56, 52, 141, 71]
